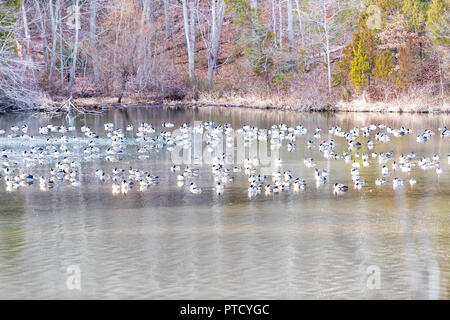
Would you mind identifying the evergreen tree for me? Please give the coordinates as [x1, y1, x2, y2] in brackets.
[426, 0, 450, 47]
[402, 0, 428, 33]
[373, 50, 394, 80]
[349, 41, 369, 94]
[334, 43, 353, 86]
[226, 0, 276, 82]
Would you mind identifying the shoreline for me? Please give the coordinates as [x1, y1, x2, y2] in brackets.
[1, 96, 449, 114]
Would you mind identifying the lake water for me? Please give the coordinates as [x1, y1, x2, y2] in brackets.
[0, 107, 448, 299]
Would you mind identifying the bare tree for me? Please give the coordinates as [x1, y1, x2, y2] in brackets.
[322, 0, 332, 95]
[270, 0, 277, 37]
[0, 2, 44, 110]
[21, 0, 31, 60]
[287, 0, 294, 50]
[304, 0, 358, 96]
[137, 0, 153, 91]
[294, 0, 304, 48]
[49, 0, 58, 79]
[182, 0, 196, 82]
[90, 0, 100, 83]
[33, 0, 50, 73]
[163, 0, 172, 38]
[278, 1, 283, 49]
[58, 0, 64, 88]
[207, 0, 225, 86]
[68, 0, 81, 96]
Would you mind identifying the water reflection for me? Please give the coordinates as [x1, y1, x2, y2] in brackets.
[0, 107, 448, 299]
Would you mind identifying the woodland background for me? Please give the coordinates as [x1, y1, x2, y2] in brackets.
[0, 0, 448, 111]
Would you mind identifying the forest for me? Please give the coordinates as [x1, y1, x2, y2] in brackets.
[0, 0, 448, 112]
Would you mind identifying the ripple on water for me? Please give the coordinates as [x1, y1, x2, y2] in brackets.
[0, 108, 448, 299]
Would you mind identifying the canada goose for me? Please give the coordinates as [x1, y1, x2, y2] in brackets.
[393, 177, 404, 187]
[375, 177, 387, 186]
[333, 183, 348, 193]
[189, 183, 202, 194]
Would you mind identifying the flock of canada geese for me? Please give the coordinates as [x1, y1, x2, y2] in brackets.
[0, 119, 449, 198]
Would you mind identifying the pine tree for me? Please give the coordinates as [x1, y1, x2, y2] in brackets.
[0, 0, 20, 49]
[334, 43, 353, 86]
[402, 0, 427, 33]
[350, 41, 369, 94]
[426, 0, 450, 47]
[226, 0, 276, 81]
[373, 50, 394, 80]
[348, 12, 378, 91]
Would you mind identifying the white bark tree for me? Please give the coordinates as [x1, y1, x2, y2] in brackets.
[89, 0, 100, 83]
[270, 0, 277, 37]
[287, 0, 294, 50]
[49, 0, 58, 79]
[137, 0, 153, 90]
[304, 0, 359, 96]
[21, 0, 31, 60]
[33, 0, 50, 72]
[278, 1, 283, 49]
[182, 0, 196, 82]
[68, 0, 81, 96]
[207, 0, 225, 86]
[163, 0, 171, 38]
[58, 0, 64, 87]
[294, 0, 304, 48]
[322, 0, 332, 95]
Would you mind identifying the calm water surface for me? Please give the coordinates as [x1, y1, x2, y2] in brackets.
[0, 107, 448, 299]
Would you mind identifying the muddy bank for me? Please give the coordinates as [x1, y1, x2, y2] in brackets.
[3, 94, 448, 114]
[68, 92, 449, 113]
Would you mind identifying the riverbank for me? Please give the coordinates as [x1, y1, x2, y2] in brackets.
[68, 93, 450, 113]
[2, 93, 448, 114]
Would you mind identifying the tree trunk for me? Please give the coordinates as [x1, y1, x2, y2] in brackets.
[33, 0, 49, 72]
[279, 2, 283, 49]
[287, 0, 294, 50]
[49, 0, 58, 79]
[138, 0, 153, 90]
[68, 0, 80, 97]
[208, 0, 225, 86]
[163, 0, 171, 38]
[439, 57, 444, 104]
[322, 0, 332, 96]
[113, 0, 125, 71]
[90, 0, 100, 83]
[271, 0, 277, 37]
[58, 0, 64, 88]
[118, 72, 129, 103]
[294, 0, 304, 48]
[182, 0, 195, 82]
[21, 0, 31, 60]
[189, 0, 196, 81]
